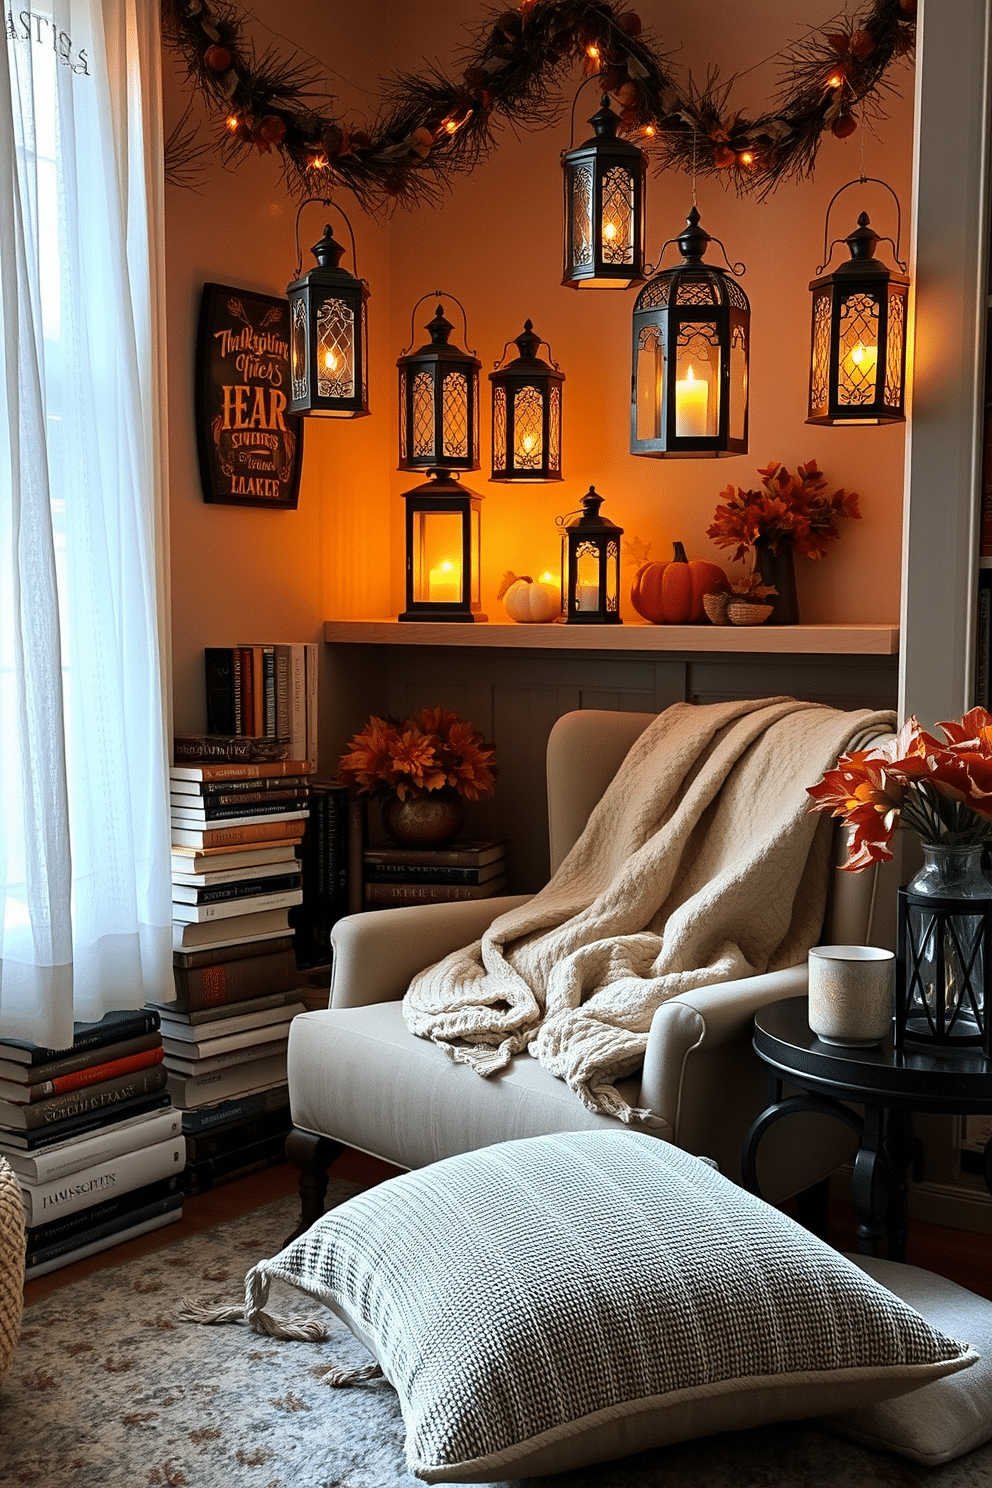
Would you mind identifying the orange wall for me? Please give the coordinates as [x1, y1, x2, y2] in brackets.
[164, 2, 915, 751]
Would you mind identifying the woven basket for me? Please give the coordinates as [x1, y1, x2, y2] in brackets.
[0, 1157, 24, 1385]
[702, 591, 731, 626]
[727, 600, 774, 626]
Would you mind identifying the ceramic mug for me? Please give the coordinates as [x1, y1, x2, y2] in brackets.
[807, 945, 895, 1047]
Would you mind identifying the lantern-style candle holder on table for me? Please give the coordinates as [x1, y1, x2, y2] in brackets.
[896, 862, 992, 1059]
[399, 469, 485, 623]
[559, 487, 623, 624]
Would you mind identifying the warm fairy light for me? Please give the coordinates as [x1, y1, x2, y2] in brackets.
[642, 124, 656, 137]
[226, 115, 240, 132]
[738, 150, 754, 167]
[440, 109, 472, 137]
[308, 154, 329, 171]
[827, 73, 844, 89]
[586, 44, 600, 60]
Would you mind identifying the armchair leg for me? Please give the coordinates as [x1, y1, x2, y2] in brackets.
[284, 1127, 344, 1244]
[793, 1176, 830, 1238]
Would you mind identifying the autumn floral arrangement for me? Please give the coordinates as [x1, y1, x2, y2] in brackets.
[807, 709, 992, 870]
[337, 707, 496, 803]
[706, 460, 862, 561]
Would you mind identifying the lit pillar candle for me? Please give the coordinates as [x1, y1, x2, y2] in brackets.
[428, 559, 461, 604]
[675, 364, 709, 437]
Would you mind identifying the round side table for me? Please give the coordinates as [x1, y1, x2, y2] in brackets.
[742, 996, 992, 1259]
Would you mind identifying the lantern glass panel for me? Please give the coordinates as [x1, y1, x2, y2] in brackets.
[291, 298, 308, 404]
[575, 541, 601, 612]
[731, 326, 748, 443]
[810, 290, 831, 413]
[441, 371, 469, 462]
[360, 299, 368, 406]
[885, 290, 906, 410]
[493, 386, 507, 468]
[316, 298, 355, 399]
[413, 509, 464, 605]
[635, 326, 664, 443]
[549, 384, 562, 474]
[470, 507, 481, 606]
[837, 291, 880, 408]
[675, 326, 719, 440]
[513, 385, 544, 471]
[602, 166, 635, 265]
[410, 369, 435, 463]
[570, 165, 594, 270]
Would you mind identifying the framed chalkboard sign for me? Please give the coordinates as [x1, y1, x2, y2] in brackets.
[195, 282, 304, 509]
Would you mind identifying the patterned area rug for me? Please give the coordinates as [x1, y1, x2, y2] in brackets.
[2, 1188, 991, 1488]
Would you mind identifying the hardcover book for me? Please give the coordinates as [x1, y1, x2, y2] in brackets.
[25, 1196, 184, 1276]
[165, 1054, 290, 1110]
[18, 1132, 185, 1227]
[169, 949, 300, 1012]
[170, 819, 306, 850]
[173, 735, 294, 765]
[364, 876, 507, 907]
[177, 1082, 289, 1133]
[0, 1045, 164, 1103]
[364, 858, 507, 886]
[157, 998, 303, 1043]
[171, 886, 303, 923]
[0, 1007, 161, 1068]
[26, 1174, 183, 1253]
[172, 909, 294, 952]
[172, 933, 296, 971]
[0, 1064, 169, 1132]
[0, 1029, 163, 1086]
[3, 1106, 183, 1185]
[0, 1090, 172, 1152]
[362, 839, 508, 869]
[170, 759, 312, 782]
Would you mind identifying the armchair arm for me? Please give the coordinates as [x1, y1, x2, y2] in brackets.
[329, 895, 532, 1008]
[639, 964, 809, 1132]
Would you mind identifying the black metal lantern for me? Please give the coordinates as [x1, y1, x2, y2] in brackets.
[397, 293, 480, 473]
[562, 96, 646, 290]
[630, 206, 750, 459]
[287, 201, 369, 418]
[558, 487, 623, 624]
[896, 883, 991, 1057]
[490, 321, 564, 482]
[399, 469, 486, 624]
[807, 179, 910, 426]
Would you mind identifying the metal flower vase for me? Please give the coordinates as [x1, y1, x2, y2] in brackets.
[896, 843, 992, 1056]
[381, 791, 465, 849]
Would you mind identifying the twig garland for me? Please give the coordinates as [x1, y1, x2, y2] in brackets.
[161, 0, 916, 212]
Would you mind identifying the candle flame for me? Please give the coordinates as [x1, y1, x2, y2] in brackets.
[324, 350, 338, 372]
[603, 221, 617, 241]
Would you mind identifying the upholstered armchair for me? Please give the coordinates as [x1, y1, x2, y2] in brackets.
[286, 708, 890, 1235]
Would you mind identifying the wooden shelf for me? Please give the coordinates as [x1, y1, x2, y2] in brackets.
[324, 619, 899, 656]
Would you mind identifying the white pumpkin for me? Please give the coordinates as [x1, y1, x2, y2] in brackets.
[498, 571, 560, 624]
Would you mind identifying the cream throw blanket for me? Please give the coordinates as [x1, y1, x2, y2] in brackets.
[402, 698, 896, 1123]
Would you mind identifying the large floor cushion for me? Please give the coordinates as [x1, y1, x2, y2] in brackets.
[287, 1003, 654, 1170]
[240, 1130, 975, 1483]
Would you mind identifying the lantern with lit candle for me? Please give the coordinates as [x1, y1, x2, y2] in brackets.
[490, 321, 565, 482]
[399, 469, 486, 623]
[562, 96, 645, 290]
[397, 294, 480, 473]
[807, 180, 909, 426]
[559, 487, 623, 624]
[287, 201, 369, 418]
[630, 206, 749, 458]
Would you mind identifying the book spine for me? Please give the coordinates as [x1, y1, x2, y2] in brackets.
[0, 1031, 162, 1087]
[262, 647, 276, 738]
[26, 1174, 182, 1250]
[172, 935, 295, 971]
[171, 776, 308, 798]
[166, 1053, 289, 1107]
[19, 1134, 185, 1226]
[978, 569, 992, 709]
[184, 1105, 292, 1162]
[273, 645, 291, 742]
[305, 642, 318, 770]
[172, 738, 297, 766]
[232, 648, 244, 734]
[0, 1008, 161, 1068]
[25, 1197, 184, 1274]
[2, 1091, 172, 1151]
[164, 1035, 289, 1075]
[362, 842, 506, 869]
[204, 648, 236, 735]
[981, 402, 992, 558]
[9, 1108, 183, 1184]
[172, 889, 302, 924]
[287, 645, 307, 760]
[170, 798, 309, 822]
[172, 873, 302, 906]
[364, 876, 507, 906]
[348, 798, 366, 915]
[181, 1133, 287, 1196]
[159, 999, 302, 1043]
[170, 757, 310, 780]
[1, 1066, 169, 1131]
[363, 862, 503, 885]
[25, 1046, 164, 1101]
[178, 1083, 289, 1132]
[170, 820, 307, 848]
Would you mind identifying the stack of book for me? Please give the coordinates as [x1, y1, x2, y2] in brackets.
[362, 839, 509, 909]
[203, 642, 318, 768]
[290, 780, 356, 968]
[149, 982, 305, 1195]
[0, 1008, 184, 1277]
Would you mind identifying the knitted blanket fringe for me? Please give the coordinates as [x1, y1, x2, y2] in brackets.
[402, 698, 896, 1123]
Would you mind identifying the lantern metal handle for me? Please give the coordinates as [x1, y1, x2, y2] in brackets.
[493, 326, 562, 372]
[816, 176, 907, 275]
[565, 78, 607, 150]
[401, 291, 476, 357]
[643, 233, 746, 280]
[292, 196, 360, 279]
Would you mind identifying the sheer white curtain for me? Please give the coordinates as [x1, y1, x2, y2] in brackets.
[0, 0, 173, 1048]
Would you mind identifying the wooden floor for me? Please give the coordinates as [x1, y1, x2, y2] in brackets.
[23, 1151, 991, 1307]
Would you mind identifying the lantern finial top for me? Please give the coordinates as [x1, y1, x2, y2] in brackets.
[589, 97, 622, 139]
[565, 486, 623, 532]
[427, 305, 455, 344]
[311, 225, 346, 270]
[676, 206, 712, 264]
[845, 211, 881, 262]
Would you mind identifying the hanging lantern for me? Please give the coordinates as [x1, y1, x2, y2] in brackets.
[558, 486, 623, 624]
[630, 206, 750, 459]
[399, 469, 486, 624]
[490, 321, 565, 482]
[561, 96, 646, 290]
[807, 179, 910, 425]
[397, 293, 480, 473]
[287, 201, 369, 418]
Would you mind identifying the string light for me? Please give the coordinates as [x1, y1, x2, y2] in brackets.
[738, 150, 754, 167]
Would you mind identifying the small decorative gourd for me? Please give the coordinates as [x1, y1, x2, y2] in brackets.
[628, 541, 728, 625]
[497, 571, 560, 624]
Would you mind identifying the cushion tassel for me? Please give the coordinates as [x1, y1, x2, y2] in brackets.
[177, 1265, 328, 1342]
[319, 1362, 385, 1388]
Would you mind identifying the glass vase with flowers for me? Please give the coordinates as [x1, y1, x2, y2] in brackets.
[807, 710, 992, 1053]
[706, 460, 861, 624]
[338, 707, 496, 848]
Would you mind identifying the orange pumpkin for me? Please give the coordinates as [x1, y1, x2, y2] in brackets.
[630, 542, 728, 624]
